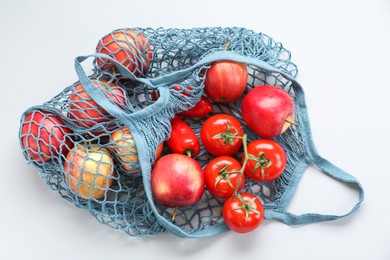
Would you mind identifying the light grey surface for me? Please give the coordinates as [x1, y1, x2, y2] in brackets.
[1, 0, 389, 259]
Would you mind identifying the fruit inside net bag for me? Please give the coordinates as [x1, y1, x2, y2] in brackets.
[19, 27, 364, 238]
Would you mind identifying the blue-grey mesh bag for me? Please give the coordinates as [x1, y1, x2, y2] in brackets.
[19, 27, 364, 238]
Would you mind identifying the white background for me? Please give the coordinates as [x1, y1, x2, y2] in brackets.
[1, 0, 389, 259]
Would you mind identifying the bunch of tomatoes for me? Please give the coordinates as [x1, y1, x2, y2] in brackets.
[165, 109, 288, 233]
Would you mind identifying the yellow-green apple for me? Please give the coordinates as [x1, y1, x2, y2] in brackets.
[109, 128, 139, 174]
[96, 29, 152, 76]
[241, 85, 296, 138]
[204, 60, 248, 103]
[109, 128, 164, 174]
[151, 154, 204, 208]
[20, 110, 73, 163]
[64, 144, 115, 200]
[68, 78, 126, 128]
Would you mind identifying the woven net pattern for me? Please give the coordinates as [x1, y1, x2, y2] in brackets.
[19, 27, 305, 237]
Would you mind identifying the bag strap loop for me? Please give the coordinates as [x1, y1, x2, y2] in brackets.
[265, 157, 365, 225]
[264, 79, 365, 225]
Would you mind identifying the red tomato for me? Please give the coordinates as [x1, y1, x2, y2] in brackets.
[200, 114, 244, 156]
[223, 193, 264, 233]
[243, 139, 286, 182]
[166, 116, 200, 157]
[204, 156, 245, 198]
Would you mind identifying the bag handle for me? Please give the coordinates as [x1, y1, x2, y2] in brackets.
[264, 79, 365, 225]
[265, 157, 365, 225]
[74, 54, 171, 122]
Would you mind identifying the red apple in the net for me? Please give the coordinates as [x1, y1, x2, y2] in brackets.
[64, 144, 115, 200]
[96, 29, 152, 76]
[204, 60, 248, 103]
[20, 110, 73, 163]
[151, 154, 204, 208]
[68, 78, 126, 128]
[241, 85, 296, 138]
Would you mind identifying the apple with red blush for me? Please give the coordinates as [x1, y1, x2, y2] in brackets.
[241, 85, 297, 138]
[204, 60, 248, 103]
[64, 144, 115, 200]
[20, 110, 73, 163]
[96, 29, 152, 76]
[151, 154, 204, 215]
[68, 78, 126, 128]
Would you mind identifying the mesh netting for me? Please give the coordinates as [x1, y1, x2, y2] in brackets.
[19, 27, 307, 237]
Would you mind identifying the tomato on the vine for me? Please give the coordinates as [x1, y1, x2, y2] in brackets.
[200, 114, 244, 156]
[223, 193, 264, 233]
[204, 156, 245, 198]
[243, 139, 286, 182]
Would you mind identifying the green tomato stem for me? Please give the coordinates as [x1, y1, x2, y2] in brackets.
[212, 121, 241, 145]
[232, 133, 248, 197]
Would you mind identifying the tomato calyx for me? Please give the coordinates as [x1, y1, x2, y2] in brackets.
[214, 164, 240, 190]
[233, 194, 262, 223]
[212, 121, 243, 146]
[248, 152, 272, 180]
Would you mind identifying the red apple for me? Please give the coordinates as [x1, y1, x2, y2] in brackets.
[68, 78, 126, 128]
[96, 29, 152, 76]
[151, 154, 204, 208]
[241, 85, 296, 138]
[64, 144, 115, 200]
[204, 60, 248, 103]
[20, 110, 73, 163]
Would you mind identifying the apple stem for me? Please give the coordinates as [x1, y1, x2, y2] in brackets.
[224, 40, 231, 50]
[172, 205, 179, 222]
[285, 119, 298, 126]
